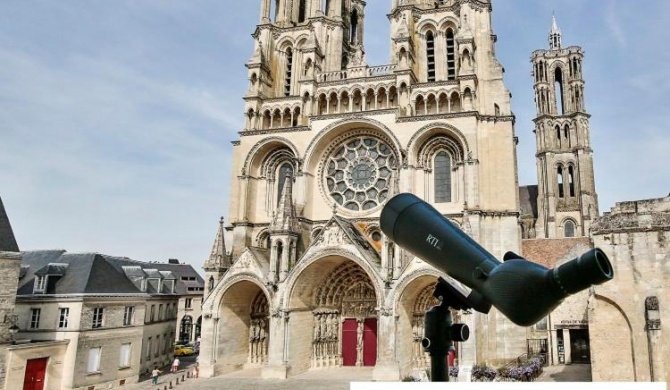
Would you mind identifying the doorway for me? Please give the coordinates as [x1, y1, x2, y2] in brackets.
[341, 318, 377, 366]
[23, 358, 48, 390]
[570, 329, 591, 364]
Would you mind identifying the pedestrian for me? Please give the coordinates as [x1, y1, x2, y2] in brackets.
[151, 366, 162, 385]
[195, 355, 200, 378]
[171, 357, 180, 373]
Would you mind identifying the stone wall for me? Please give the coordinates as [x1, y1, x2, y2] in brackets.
[590, 195, 670, 382]
[0, 252, 21, 344]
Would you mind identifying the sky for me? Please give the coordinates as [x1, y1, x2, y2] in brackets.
[1, 1, 668, 274]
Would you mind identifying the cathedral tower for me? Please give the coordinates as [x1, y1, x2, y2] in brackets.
[531, 16, 598, 238]
[202, 0, 526, 381]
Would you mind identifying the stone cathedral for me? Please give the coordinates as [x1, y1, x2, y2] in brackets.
[199, 0, 600, 381]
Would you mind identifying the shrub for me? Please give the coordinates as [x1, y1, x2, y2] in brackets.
[472, 364, 497, 381]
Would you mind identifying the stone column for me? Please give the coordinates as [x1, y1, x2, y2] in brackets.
[279, 239, 289, 282]
[260, 0, 271, 23]
[263, 311, 290, 379]
[373, 310, 401, 380]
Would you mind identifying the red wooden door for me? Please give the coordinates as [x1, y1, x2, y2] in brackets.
[23, 358, 48, 390]
[363, 318, 377, 366]
[341, 319, 358, 366]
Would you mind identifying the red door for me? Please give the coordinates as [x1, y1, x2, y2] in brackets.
[23, 358, 48, 390]
[342, 319, 358, 366]
[363, 318, 377, 366]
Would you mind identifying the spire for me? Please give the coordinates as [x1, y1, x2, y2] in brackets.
[0, 197, 19, 252]
[205, 217, 230, 269]
[549, 13, 562, 50]
[271, 175, 299, 232]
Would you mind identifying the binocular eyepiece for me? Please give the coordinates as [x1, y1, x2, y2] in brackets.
[381, 193, 614, 326]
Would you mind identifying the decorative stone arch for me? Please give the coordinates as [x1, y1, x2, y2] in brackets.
[242, 137, 300, 176]
[295, 34, 310, 49]
[283, 249, 384, 309]
[407, 122, 470, 167]
[256, 229, 271, 249]
[302, 117, 404, 173]
[588, 293, 637, 381]
[559, 217, 578, 238]
[206, 272, 272, 315]
[261, 147, 297, 179]
[276, 36, 296, 52]
[416, 20, 439, 36]
[283, 250, 384, 371]
[207, 275, 273, 374]
[437, 16, 460, 31]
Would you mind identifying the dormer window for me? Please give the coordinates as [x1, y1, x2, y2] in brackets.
[34, 276, 47, 293]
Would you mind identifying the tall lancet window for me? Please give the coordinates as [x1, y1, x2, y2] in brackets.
[446, 28, 456, 80]
[564, 220, 576, 237]
[426, 31, 436, 82]
[350, 9, 359, 44]
[557, 166, 564, 198]
[554, 67, 565, 114]
[298, 0, 306, 23]
[277, 163, 294, 204]
[568, 166, 575, 197]
[284, 48, 293, 96]
[434, 151, 452, 203]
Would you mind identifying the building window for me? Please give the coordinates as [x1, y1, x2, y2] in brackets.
[298, 0, 306, 23]
[30, 308, 41, 329]
[150, 305, 155, 322]
[446, 28, 456, 80]
[123, 306, 134, 326]
[434, 151, 452, 203]
[557, 166, 564, 198]
[87, 347, 102, 373]
[180, 315, 193, 344]
[154, 335, 160, 357]
[119, 343, 132, 368]
[284, 47, 293, 97]
[426, 31, 435, 82]
[185, 298, 193, 309]
[58, 308, 69, 329]
[163, 333, 170, 354]
[34, 276, 47, 293]
[92, 308, 104, 328]
[554, 67, 565, 115]
[350, 9, 359, 43]
[534, 317, 548, 331]
[146, 337, 152, 360]
[564, 220, 576, 238]
[158, 304, 164, 321]
[568, 166, 575, 197]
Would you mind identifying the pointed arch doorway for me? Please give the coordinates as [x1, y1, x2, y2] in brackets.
[288, 256, 379, 371]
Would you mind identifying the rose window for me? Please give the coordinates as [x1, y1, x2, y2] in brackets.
[325, 136, 396, 211]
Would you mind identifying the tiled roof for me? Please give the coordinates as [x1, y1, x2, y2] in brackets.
[521, 237, 592, 268]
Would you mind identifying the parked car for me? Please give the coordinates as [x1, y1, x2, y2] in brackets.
[174, 344, 195, 356]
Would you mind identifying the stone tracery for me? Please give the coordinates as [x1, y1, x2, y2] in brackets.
[311, 261, 377, 368]
[249, 291, 269, 364]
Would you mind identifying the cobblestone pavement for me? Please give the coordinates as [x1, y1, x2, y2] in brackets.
[126, 364, 590, 390]
[537, 363, 592, 382]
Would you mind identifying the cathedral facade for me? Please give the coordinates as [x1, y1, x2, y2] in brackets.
[199, 0, 528, 380]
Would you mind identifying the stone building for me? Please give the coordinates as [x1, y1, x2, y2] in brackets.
[201, 0, 527, 381]
[161, 258, 205, 345]
[589, 196, 670, 381]
[12, 250, 180, 389]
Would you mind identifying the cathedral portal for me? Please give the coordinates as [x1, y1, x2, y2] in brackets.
[287, 256, 380, 371]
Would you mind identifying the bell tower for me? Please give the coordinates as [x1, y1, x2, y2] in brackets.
[531, 15, 598, 238]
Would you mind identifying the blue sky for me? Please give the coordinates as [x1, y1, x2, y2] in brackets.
[1, 1, 668, 273]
